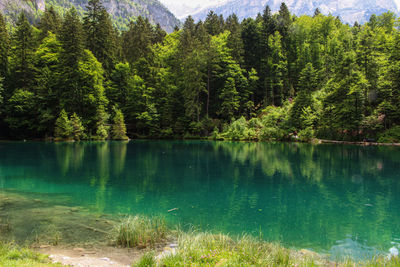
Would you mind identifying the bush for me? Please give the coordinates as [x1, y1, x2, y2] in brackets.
[112, 215, 169, 248]
[111, 108, 129, 140]
[222, 117, 247, 140]
[54, 109, 72, 141]
[259, 126, 285, 141]
[134, 251, 156, 267]
[153, 232, 323, 267]
[378, 126, 400, 143]
[298, 127, 315, 142]
[0, 242, 57, 266]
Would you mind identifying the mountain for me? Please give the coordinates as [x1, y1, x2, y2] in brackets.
[0, 0, 180, 32]
[159, 0, 229, 19]
[190, 0, 400, 24]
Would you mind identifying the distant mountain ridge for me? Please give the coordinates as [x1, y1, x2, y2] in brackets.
[190, 0, 400, 24]
[0, 0, 180, 32]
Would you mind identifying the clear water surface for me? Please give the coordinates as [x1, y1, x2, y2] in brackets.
[0, 140, 400, 259]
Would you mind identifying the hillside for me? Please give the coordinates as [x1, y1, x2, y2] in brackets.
[0, 0, 180, 32]
[191, 0, 400, 24]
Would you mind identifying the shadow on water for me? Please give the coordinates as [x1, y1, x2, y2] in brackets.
[0, 140, 400, 259]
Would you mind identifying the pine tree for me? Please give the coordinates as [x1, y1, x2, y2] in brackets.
[225, 14, 244, 64]
[95, 105, 109, 140]
[219, 77, 239, 120]
[122, 16, 153, 67]
[153, 23, 166, 43]
[11, 13, 35, 91]
[58, 7, 84, 113]
[54, 109, 72, 140]
[111, 107, 128, 140]
[83, 0, 116, 74]
[70, 113, 85, 141]
[38, 6, 61, 40]
[0, 13, 9, 80]
[290, 63, 318, 129]
[59, 8, 84, 69]
[205, 11, 223, 36]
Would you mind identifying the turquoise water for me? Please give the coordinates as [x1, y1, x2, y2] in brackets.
[1, 140, 400, 259]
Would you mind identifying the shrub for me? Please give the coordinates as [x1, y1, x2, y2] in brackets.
[111, 108, 129, 140]
[70, 113, 85, 141]
[298, 127, 315, 142]
[54, 109, 72, 141]
[378, 126, 400, 143]
[112, 215, 169, 248]
[259, 126, 284, 141]
[222, 117, 247, 140]
[134, 251, 156, 267]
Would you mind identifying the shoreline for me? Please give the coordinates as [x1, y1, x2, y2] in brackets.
[0, 190, 398, 266]
[1, 137, 400, 147]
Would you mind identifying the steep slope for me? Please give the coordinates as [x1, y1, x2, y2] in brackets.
[191, 0, 400, 24]
[0, 0, 180, 32]
[159, 0, 229, 19]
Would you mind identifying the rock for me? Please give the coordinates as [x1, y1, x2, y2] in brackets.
[389, 247, 399, 258]
[40, 245, 51, 249]
[169, 243, 178, 248]
[100, 257, 110, 261]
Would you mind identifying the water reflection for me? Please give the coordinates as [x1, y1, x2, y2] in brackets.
[0, 141, 400, 256]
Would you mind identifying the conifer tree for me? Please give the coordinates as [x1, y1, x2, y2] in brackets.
[111, 107, 128, 140]
[153, 23, 166, 43]
[11, 13, 35, 91]
[290, 63, 318, 129]
[38, 6, 61, 40]
[0, 13, 9, 80]
[95, 105, 109, 140]
[225, 14, 244, 64]
[55, 109, 72, 140]
[205, 11, 223, 36]
[219, 77, 239, 120]
[83, 0, 116, 74]
[70, 113, 85, 141]
[122, 16, 153, 67]
[59, 8, 84, 69]
[58, 7, 84, 112]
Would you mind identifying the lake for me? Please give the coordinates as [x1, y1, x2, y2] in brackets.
[0, 140, 399, 259]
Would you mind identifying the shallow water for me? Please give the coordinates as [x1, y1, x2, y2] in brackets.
[0, 140, 399, 259]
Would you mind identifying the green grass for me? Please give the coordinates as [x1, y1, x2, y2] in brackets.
[133, 229, 400, 267]
[151, 231, 325, 266]
[0, 242, 60, 267]
[112, 215, 170, 248]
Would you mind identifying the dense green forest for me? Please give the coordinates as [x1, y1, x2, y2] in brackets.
[0, 0, 400, 142]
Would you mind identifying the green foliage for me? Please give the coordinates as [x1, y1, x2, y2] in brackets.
[112, 215, 169, 248]
[0, 242, 60, 266]
[5, 89, 37, 137]
[154, 231, 325, 266]
[0, 14, 9, 79]
[54, 109, 72, 140]
[0, 4, 399, 142]
[94, 105, 109, 140]
[377, 126, 400, 143]
[298, 127, 315, 142]
[111, 107, 129, 140]
[11, 13, 36, 91]
[134, 251, 156, 267]
[70, 113, 85, 141]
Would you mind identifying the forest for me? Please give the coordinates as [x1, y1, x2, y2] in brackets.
[0, 0, 399, 142]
